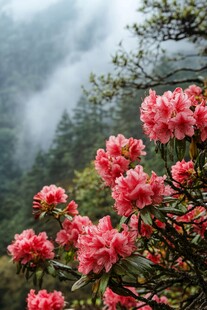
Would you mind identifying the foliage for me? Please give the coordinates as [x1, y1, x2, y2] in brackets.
[6, 84, 207, 310]
[84, 0, 207, 103]
[70, 162, 116, 223]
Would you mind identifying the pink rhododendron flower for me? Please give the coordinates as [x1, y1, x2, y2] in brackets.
[95, 149, 129, 187]
[7, 229, 54, 264]
[95, 134, 146, 187]
[184, 84, 203, 105]
[64, 200, 79, 216]
[56, 215, 92, 249]
[168, 112, 195, 140]
[112, 165, 169, 217]
[171, 159, 196, 187]
[140, 87, 196, 143]
[77, 216, 136, 274]
[194, 103, 207, 141]
[27, 289, 65, 310]
[106, 134, 129, 157]
[33, 185, 68, 218]
[106, 134, 146, 161]
[103, 287, 138, 310]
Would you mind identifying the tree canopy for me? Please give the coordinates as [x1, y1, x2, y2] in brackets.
[85, 0, 207, 103]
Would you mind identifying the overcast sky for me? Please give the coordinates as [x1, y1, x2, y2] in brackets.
[2, 0, 141, 162]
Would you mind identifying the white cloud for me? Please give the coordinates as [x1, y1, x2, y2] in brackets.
[2, 0, 60, 20]
[13, 0, 140, 162]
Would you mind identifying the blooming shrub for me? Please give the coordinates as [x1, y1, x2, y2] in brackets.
[56, 215, 92, 249]
[77, 216, 136, 274]
[140, 86, 207, 143]
[27, 289, 65, 310]
[7, 229, 54, 265]
[112, 165, 170, 216]
[7, 84, 207, 309]
[95, 134, 146, 186]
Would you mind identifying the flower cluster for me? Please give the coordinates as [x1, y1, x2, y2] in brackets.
[112, 165, 171, 216]
[171, 159, 196, 187]
[27, 289, 65, 310]
[7, 84, 207, 310]
[33, 184, 68, 218]
[7, 229, 54, 265]
[56, 215, 92, 249]
[33, 184, 79, 219]
[95, 134, 146, 187]
[77, 215, 137, 274]
[140, 86, 207, 143]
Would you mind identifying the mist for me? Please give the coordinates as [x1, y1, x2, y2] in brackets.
[0, 0, 140, 165]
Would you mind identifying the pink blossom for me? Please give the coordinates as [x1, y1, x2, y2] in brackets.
[171, 160, 196, 187]
[194, 103, 207, 141]
[112, 165, 169, 217]
[185, 84, 202, 97]
[56, 215, 92, 249]
[77, 216, 136, 274]
[106, 134, 128, 157]
[140, 87, 197, 143]
[172, 87, 192, 113]
[128, 137, 146, 161]
[95, 149, 129, 187]
[95, 135, 146, 187]
[7, 229, 54, 264]
[168, 112, 195, 140]
[27, 289, 65, 310]
[153, 121, 173, 144]
[64, 200, 79, 216]
[112, 165, 152, 216]
[103, 287, 138, 310]
[106, 134, 146, 160]
[33, 185, 68, 218]
[184, 84, 203, 105]
[149, 172, 171, 204]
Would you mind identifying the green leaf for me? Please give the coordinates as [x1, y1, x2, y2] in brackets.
[159, 205, 187, 215]
[50, 260, 73, 271]
[199, 151, 206, 171]
[112, 263, 127, 276]
[110, 284, 135, 297]
[39, 211, 47, 220]
[47, 264, 56, 277]
[36, 268, 44, 281]
[120, 254, 153, 276]
[71, 275, 91, 291]
[99, 273, 110, 294]
[175, 139, 186, 161]
[16, 262, 22, 274]
[140, 208, 152, 225]
[64, 214, 73, 221]
[150, 206, 166, 222]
